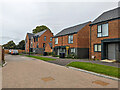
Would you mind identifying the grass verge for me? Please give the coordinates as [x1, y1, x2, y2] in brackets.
[67, 62, 120, 78]
[26, 55, 56, 61]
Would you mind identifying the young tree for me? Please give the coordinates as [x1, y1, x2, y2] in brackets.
[32, 25, 50, 34]
[3, 40, 16, 49]
[17, 40, 25, 50]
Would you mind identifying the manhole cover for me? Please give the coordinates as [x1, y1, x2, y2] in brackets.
[41, 77, 55, 82]
[92, 80, 109, 86]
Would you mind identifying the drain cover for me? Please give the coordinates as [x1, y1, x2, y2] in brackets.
[41, 77, 54, 82]
[92, 80, 109, 86]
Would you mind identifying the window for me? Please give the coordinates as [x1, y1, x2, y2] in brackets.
[26, 39, 27, 43]
[31, 42, 33, 48]
[71, 48, 75, 53]
[44, 36, 46, 41]
[94, 44, 101, 52]
[36, 37, 38, 42]
[50, 37, 52, 41]
[55, 38, 58, 44]
[97, 23, 108, 37]
[43, 43, 45, 48]
[68, 35, 73, 44]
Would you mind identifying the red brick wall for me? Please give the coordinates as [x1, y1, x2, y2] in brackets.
[77, 22, 90, 48]
[25, 34, 30, 52]
[53, 22, 90, 49]
[32, 30, 53, 52]
[53, 33, 78, 48]
[45, 43, 52, 52]
[90, 19, 119, 60]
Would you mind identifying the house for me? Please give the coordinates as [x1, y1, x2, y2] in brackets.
[25, 29, 53, 54]
[25, 33, 34, 52]
[52, 21, 91, 58]
[89, 7, 120, 61]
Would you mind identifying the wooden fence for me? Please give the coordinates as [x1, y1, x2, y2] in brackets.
[4, 49, 25, 54]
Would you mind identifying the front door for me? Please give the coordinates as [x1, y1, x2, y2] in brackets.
[108, 43, 116, 60]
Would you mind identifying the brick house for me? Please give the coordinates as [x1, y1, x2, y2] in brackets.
[25, 33, 34, 52]
[25, 29, 53, 54]
[52, 21, 91, 58]
[89, 7, 120, 61]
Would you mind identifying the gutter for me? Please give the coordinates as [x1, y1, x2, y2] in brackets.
[90, 17, 120, 26]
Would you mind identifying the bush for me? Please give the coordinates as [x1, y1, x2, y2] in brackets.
[47, 52, 52, 56]
[52, 52, 59, 57]
[21, 52, 36, 54]
[66, 53, 78, 59]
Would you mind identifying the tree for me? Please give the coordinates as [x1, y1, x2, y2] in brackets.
[16, 40, 25, 50]
[3, 40, 16, 49]
[32, 25, 49, 34]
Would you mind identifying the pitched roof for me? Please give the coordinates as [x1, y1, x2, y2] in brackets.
[34, 30, 47, 37]
[91, 7, 120, 25]
[53, 21, 91, 38]
[27, 33, 34, 39]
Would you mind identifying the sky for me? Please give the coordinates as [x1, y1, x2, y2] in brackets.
[0, 0, 119, 45]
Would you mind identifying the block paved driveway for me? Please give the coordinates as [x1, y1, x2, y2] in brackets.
[2, 54, 119, 88]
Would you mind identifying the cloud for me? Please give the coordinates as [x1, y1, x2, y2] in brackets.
[1, 1, 118, 45]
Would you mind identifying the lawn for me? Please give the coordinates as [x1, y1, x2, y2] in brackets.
[26, 55, 56, 61]
[67, 62, 120, 78]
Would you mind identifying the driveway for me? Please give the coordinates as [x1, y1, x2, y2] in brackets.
[2, 54, 119, 88]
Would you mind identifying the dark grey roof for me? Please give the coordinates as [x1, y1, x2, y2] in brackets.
[91, 7, 120, 25]
[53, 21, 91, 37]
[27, 33, 34, 39]
[34, 30, 47, 37]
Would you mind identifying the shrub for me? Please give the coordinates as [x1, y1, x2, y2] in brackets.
[66, 53, 78, 59]
[47, 52, 52, 56]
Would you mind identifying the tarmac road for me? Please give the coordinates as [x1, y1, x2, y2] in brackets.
[2, 54, 119, 88]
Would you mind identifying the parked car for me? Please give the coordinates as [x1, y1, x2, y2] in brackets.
[9, 49, 12, 54]
[11, 50, 19, 55]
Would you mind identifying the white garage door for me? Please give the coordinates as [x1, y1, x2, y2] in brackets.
[108, 43, 116, 60]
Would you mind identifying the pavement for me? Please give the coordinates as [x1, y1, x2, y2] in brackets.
[41, 56, 120, 68]
[2, 54, 119, 88]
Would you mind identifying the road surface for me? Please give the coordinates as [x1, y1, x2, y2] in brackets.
[2, 54, 119, 88]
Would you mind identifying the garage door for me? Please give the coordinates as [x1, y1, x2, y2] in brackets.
[108, 44, 116, 60]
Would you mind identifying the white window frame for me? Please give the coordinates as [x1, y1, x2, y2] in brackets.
[68, 35, 73, 44]
[94, 44, 101, 52]
[50, 37, 52, 41]
[97, 23, 108, 37]
[71, 48, 75, 53]
[44, 36, 46, 41]
[55, 38, 58, 44]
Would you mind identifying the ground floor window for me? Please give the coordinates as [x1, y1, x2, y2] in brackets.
[94, 44, 101, 52]
[71, 48, 75, 53]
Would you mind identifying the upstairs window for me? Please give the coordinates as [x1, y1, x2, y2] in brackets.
[97, 23, 108, 37]
[26, 39, 27, 43]
[68, 35, 73, 44]
[44, 36, 46, 41]
[36, 37, 38, 42]
[50, 37, 52, 41]
[94, 44, 101, 52]
[55, 38, 58, 44]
